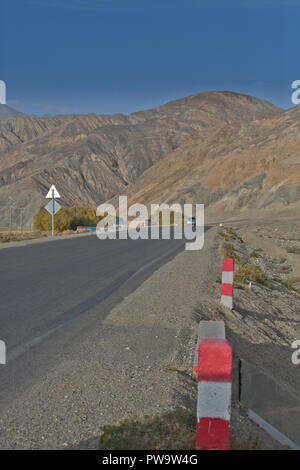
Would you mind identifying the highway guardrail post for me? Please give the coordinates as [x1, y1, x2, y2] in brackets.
[221, 258, 234, 310]
[194, 336, 232, 450]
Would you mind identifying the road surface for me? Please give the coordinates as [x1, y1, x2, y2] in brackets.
[0, 231, 184, 415]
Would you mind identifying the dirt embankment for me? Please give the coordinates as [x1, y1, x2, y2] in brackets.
[97, 221, 300, 449]
[210, 220, 300, 395]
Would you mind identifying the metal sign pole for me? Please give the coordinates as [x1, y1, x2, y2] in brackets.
[45, 185, 61, 230]
[52, 188, 54, 237]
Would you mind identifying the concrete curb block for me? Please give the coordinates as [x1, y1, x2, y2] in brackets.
[194, 321, 232, 450]
[221, 258, 234, 310]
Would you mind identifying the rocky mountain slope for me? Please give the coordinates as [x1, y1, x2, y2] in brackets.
[115, 103, 300, 221]
[0, 91, 282, 226]
[0, 104, 23, 121]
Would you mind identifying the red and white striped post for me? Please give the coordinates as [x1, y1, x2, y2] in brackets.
[195, 339, 232, 450]
[221, 258, 234, 310]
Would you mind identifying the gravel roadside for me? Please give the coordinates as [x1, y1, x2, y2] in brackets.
[0, 225, 290, 449]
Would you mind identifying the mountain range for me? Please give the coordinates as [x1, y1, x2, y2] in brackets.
[0, 91, 298, 227]
[0, 104, 24, 121]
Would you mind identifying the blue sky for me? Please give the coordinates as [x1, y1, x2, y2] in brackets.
[0, 0, 298, 115]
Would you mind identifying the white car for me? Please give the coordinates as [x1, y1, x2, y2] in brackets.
[187, 217, 196, 226]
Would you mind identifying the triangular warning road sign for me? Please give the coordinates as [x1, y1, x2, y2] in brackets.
[46, 184, 61, 199]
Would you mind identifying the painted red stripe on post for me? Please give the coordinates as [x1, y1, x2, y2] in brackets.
[197, 339, 232, 382]
[221, 283, 233, 297]
[196, 418, 230, 450]
[221, 258, 234, 310]
[222, 258, 234, 272]
[195, 338, 232, 450]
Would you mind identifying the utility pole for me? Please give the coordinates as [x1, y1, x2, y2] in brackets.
[8, 196, 16, 233]
[20, 208, 24, 232]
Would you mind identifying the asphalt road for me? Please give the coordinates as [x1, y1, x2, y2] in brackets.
[0, 231, 185, 413]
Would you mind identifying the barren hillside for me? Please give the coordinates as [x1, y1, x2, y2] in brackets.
[117, 103, 300, 221]
[0, 91, 281, 226]
[0, 104, 24, 121]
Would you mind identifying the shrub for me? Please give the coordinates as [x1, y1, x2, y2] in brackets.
[222, 243, 243, 263]
[218, 231, 230, 241]
[273, 276, 300, 293]
[249, 250, 262, 259]
[222, 243, 235, 258]
[226, 227, 244, 243]
[34, 206, 101, 232]
[287, 247, 300, 255]
[235, 262, 272, 289]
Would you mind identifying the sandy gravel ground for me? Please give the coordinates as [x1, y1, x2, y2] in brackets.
[0, 223, 297, 449]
